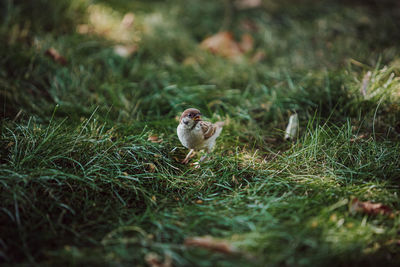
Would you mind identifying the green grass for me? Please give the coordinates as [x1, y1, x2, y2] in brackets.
[1, 0, 400, 266]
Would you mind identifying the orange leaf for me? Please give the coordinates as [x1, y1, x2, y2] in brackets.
[45, 48, 67, 65]
[349, 198, 392, 216]
[184, 236, 237, 254]
[148, 135, 162, 143]
[200, 32, 242, 59]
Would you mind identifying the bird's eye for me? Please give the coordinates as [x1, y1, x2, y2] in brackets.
[188, 114, 193, 118]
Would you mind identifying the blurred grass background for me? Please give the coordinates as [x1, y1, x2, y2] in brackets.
[1, 0, 400, 265]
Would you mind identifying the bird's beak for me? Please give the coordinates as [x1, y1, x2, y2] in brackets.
[193, 115, 201, 121]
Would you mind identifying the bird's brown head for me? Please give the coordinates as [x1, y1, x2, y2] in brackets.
[180, 108, 202, 126]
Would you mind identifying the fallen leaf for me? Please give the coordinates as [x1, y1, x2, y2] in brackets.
[113, 45, 137, 58]
[235, 0, 262, 9]
[200, 32, 243, 59]
[148, 135, 162, 143]
[350, 133, 368, 143]
[145, 252, 172, 267]
[184, 236, 237, 254]
[349, 198, 393, 216]
[45, 47, 67, 65]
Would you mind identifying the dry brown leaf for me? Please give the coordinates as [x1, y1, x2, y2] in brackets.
[184, 236, 237, 254]
[200, 32, 242, 59]
[148, 135, 162, 143]
[200, 32, 255, 59]
[235, 0, 262, 9]
[145, 252, 172, 267]
[350, 133, 368, 143]
[45, 48, 67, 65]
[113, 45, 137, 58]
[349, 198, 393, 216]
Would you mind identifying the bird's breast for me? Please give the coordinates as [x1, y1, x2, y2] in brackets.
[177, 124, 204, 149]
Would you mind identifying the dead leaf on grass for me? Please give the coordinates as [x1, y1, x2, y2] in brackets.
[148, 135, 162, 143]
[145, 252, 172, 267]
[200, 32, 243, 59]
[200, 31, 254, 59]
[349, 198, 393, 216]
[184, 236, 237, 254]
[45, 47, 67, 65]
[350, 133, 368, 142]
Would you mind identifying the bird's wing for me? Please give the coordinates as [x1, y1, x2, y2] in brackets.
[199, 121, 220, 139]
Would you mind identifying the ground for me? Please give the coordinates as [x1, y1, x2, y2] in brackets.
[1, 0, 400, 266]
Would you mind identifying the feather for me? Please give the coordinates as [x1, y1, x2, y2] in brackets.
[200, 121, 224, 139]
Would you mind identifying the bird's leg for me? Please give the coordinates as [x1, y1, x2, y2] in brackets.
[182, 149, 195, 164]
[198, 154, 207, 162]
[193, 152, 208, 169]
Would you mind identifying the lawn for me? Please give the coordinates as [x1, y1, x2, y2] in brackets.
[1, 0, 400, 266]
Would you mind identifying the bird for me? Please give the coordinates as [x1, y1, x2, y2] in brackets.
[177, 108, 224, 164]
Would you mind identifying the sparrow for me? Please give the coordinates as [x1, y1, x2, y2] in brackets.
[177, 108, 225, 164]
